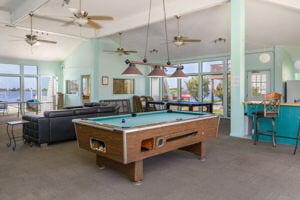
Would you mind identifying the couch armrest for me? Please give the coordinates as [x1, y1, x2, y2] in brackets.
[22, 114, 50, 144]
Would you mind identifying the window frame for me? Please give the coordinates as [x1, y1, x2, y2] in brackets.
[0, 63, 39, 102]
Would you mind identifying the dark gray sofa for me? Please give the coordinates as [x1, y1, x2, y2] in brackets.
[22, 104, 119, 146]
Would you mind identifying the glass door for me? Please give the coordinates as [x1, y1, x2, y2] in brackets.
[202, 74, 224, 115]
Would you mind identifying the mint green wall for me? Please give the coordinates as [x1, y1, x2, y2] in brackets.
[278, 46, 300, 80]
[62, 38, 147, 107]
[274, 46, 293, 94]
[96, 39, 146, 101]
[62, 40, 95, 106]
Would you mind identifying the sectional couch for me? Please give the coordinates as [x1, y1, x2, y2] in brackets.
[22, 103, 119, 146]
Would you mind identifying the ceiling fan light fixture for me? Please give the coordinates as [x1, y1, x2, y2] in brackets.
[74, 18, 88, 25]
[174, 40, 183, 46]
[171, 67, 187, 78]
[147, 66, 167, 77]
[122, 63, 143, 76]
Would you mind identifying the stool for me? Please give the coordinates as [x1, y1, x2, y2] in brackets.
[293, 118, 300, 155]
[253, 92, 281, 147]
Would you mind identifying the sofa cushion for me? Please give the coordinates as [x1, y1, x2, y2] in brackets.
[74, 107, 99, 115]
[63, 105, 83, 109]
[44, 110, 75, 118]
[84, 102, 101, 107]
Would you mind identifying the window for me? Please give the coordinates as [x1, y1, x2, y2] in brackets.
[181, 76, 199, 101]
[40, 77, 51, 101]
[202, 61, 224, 73]
[182, 63, 199, 74]
[0, 76, 21, 101]
[163, 78, 178, 100]
[0, 64, 20, 74]
[202, 74, 224, 115]
[165, 67, 176, 75]
[227, 60, 231, 72]
[150, 78, 160, 100]
[0, 64, 39, 102]
[247, 71, 270, 100]
[24, 65, 38, 75]
[24, 77, 38, 101]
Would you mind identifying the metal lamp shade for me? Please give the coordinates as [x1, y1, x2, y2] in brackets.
[147, 66, 167, 77]
[121, 63, 143, 76]
[170, 68, 187, 78]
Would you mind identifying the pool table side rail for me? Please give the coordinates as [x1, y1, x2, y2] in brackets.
[86, 110, 211, 122]
[73, 115, 218, 133]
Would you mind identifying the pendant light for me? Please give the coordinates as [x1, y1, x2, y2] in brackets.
[121, 63, 143, 76]
[147, 66, 167, 77]
[121, 0, 187, 78]
[171, 67, 186, 78]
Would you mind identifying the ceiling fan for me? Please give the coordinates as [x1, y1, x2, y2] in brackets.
[62, 0, 113, 29]
[11, 13, 57, 46]
[103, 33, 138, 56]
[172, 15, 201, 47]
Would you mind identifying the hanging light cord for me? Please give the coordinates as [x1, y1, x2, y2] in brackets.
[162, 0, 170, 65]
[143, 0, 152, 62]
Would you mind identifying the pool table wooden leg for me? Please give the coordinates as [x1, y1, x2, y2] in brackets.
[96, 155, 143, 182]
[180, 141, 206, 161]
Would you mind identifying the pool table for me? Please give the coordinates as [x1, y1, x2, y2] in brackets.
[73, 110, 219, 182]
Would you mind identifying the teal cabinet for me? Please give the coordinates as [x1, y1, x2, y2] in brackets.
[245, 103, 300, 145]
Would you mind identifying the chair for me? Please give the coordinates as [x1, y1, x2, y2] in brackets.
[0, 101, 8, 115]
[253, 92, 281, 147]
[133, 95, 144, 113]
[293, 118, 300, 155]
[26, 99, 41, 114]
[144, 96, 156, 111]
[133, 96, 157, 113]
[99, 99, 131, 114]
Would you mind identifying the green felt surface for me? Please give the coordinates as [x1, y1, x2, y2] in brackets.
[89, 111, 207, 128]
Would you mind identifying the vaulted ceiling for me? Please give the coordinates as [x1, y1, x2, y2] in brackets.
[0, 0, 299, 61]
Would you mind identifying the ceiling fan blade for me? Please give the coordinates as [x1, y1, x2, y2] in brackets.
[87, 20, 102, 29]
[37, 39, 57, 44]
[88, 16, 113, 21]
[62, 21, 75, 26]
[182, 39, 202, 43]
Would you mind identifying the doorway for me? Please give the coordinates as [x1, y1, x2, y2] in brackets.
[202, 74, 224, 115]
[81, 75, 91, 104]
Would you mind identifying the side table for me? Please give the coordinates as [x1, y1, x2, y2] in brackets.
[6, 120, 29, 151]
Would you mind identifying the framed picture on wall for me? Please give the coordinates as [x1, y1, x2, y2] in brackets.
[102, 76, 109, 85]
[113, 78, 134, 94]
[66, 80, 79, 94]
